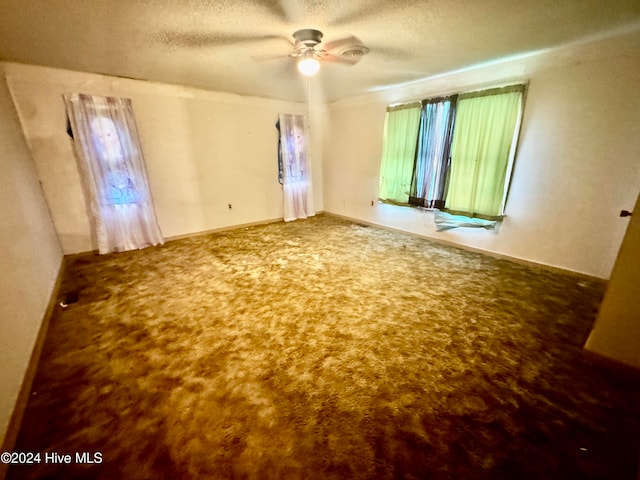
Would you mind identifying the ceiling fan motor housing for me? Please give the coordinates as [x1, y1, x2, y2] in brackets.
[293, 29, 324, 48]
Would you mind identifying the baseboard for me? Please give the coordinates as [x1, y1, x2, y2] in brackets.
[324, 212, 606, 285]
[582, 348, 640, 376]
[0, 257, 66, 480]
[166, 212, 328, 242]
[165, 216, 286, 242]
[64, 217, 298, 259]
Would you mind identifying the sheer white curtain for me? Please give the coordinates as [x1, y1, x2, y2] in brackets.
[277, 113, 315, 221]
[64, 93, 163, 254]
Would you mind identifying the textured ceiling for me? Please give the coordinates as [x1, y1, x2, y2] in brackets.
[1, 0, 639, 103]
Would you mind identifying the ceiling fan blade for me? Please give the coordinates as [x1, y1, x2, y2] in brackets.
[259, 0, 289, 23]
[252, 53, 289, 63]
[322, 53, 360, 66]
[328, 1, 397, 27]
[160, 31, 292, 49]
[322, 35, 363, 52]
[367, 45, 414, 61]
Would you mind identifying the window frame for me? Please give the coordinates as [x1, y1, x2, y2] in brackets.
[379, 83, 528, 221]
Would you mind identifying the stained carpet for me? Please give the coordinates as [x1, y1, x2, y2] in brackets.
[8, 214, 640, 479]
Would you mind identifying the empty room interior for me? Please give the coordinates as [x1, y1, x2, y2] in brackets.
[1, 1, 640, 479]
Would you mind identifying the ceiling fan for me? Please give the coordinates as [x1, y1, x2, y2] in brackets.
[282, 29, 370, 76]
[160, 28, 370, 77]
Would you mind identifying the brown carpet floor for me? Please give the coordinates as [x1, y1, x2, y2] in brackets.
[8, 214, 640, 479]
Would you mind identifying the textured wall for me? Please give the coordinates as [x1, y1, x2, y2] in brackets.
[0, 67, 63, 446]
[4, 64, 323, 254]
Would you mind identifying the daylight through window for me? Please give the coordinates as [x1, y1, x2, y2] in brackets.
[379, 84, 526, 220]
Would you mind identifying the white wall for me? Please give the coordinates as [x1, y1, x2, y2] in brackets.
[323, 30, 640, 279]
[0, 67, 63, 446]
[4, 63, 323, 254]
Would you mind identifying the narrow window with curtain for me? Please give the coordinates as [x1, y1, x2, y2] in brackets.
[409, 95, 457, 209]
[64, 93, 164, 254]
[445, 85, 525, 220]
[276, 113, 315, 222]
[378, 102, 421, 204]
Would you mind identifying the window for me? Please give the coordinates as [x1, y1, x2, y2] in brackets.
[379, 84, 525, 220]
[378, 102, 421, 204]
[65, 93, 164, 254]
[276, 113, 315, 221]
[409, 95, 457, 209]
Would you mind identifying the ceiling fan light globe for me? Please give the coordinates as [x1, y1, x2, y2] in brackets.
[298, 57, 320, 76]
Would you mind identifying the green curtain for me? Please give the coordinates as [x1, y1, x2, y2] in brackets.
[378, 103, 421, 204]
[445, 86, 523, 219]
